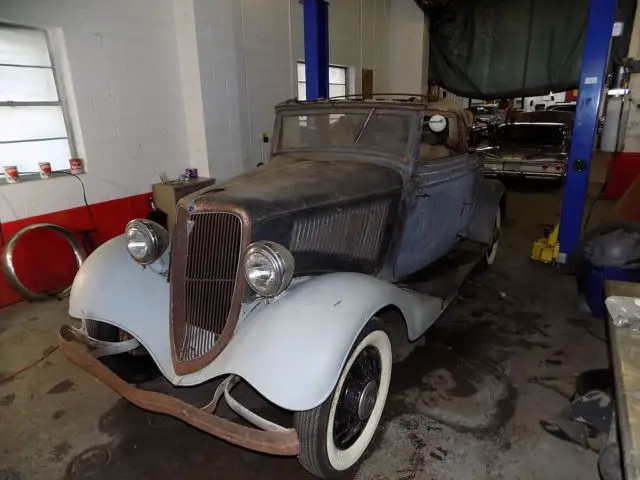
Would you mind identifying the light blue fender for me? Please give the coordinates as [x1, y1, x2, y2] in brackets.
[69, 235, 443, 411]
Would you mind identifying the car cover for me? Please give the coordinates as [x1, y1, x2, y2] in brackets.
[423, 0, 636, 100]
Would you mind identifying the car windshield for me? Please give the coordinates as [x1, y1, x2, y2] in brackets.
[496, 124, 564, 148]
[471, 105, 498, 117]
[278, 110, 413, 158]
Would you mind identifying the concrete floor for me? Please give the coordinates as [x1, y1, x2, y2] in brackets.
[0, 183, 615, 480]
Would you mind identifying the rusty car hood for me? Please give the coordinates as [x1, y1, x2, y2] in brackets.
[180, 155, 403, 220]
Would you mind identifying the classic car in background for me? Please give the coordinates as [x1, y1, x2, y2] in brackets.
[480, 120, 570, 181]
[469, 104, 502, 145]
[58, 94, 504, 479]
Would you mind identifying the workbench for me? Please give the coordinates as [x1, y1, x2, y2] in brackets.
[606, 280, 640, 479]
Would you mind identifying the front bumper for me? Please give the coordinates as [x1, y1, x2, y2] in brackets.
[58, 325, 300, 456]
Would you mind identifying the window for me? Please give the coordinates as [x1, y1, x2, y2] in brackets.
[297, 62, 348, 100]
[0, 24, 74, 178]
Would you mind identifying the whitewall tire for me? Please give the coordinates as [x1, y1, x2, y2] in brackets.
[484, 207, 501, 266]
[294, 320, 392, 479]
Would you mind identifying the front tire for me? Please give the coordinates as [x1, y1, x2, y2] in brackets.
[294, 320, 392, 479]
[483, 207, 501, 267]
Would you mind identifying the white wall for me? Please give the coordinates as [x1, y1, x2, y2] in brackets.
[0, 0, 191, 223]
[0, 0, 428, 222]
[387, 0, 427, 94]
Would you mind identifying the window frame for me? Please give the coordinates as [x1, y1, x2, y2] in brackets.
[296, 61, 349, 100]
[0, 22, 77, 181]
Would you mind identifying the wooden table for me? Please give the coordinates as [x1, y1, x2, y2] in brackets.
[606, 280, 640, 480]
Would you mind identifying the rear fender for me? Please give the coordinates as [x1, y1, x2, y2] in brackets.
[466, 178, 505, 244]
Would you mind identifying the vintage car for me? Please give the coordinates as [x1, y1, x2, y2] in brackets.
[479, 120, 570, 181]
[59, 94, 504, 479]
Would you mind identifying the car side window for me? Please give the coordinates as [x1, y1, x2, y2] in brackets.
[418, 114, 458, 163]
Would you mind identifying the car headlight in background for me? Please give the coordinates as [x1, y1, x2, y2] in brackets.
[125, 219, 170, 265]
[243, 241, 294, 297]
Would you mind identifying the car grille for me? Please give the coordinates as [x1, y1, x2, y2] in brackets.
[171, 206, 248, 373]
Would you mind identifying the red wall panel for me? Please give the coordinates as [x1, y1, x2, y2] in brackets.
[0, 193, 151, 307]
[603, 152, 640, 200]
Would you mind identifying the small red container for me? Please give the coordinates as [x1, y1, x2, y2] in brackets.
[38, 162, 52, 179]
[69, 158, 84, 175]
[3, 166, 19, 183]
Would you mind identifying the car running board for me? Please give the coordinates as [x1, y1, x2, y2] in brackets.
[396, 240, 485, 308]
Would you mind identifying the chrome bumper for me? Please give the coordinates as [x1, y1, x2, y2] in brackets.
[484, 169, 565, 180]
[58, 325, 300, 456]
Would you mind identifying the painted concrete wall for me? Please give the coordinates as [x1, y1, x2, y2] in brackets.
[0, 0, 427, 221]
[0, 0, 189, 223]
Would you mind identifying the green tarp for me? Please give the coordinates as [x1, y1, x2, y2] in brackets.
[426, 0, 635, 100]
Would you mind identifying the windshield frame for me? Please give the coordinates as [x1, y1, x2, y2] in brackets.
[272, 104, 422, 163]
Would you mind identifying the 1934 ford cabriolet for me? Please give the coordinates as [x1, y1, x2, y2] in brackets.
[59, 95, 504, 478]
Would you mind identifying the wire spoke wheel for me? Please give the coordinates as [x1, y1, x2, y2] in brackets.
[294, 319, 392, 479]
[485, 208, 501, 266]
[332, 347, 381, 449]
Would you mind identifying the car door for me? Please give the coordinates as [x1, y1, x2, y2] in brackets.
[393, 116, 477, 279]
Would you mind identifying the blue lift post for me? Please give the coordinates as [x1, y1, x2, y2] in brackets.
[558, 0, 618, 260]
[301, 0, 329, 101]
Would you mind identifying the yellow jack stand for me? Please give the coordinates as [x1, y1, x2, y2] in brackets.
[531, 223, 560, 263]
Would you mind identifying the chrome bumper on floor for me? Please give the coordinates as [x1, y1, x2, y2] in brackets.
[58, 325, 300, 456]
[484, 169, 565, 180]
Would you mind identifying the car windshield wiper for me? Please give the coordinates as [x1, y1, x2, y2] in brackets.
[354, 108, 375, 144]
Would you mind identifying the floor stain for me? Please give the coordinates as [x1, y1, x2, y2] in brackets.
[47, 380, 76, 395]
[0, 394, 16, 407]
[52, 409, 66, 420]
[50, 442, 71, 463]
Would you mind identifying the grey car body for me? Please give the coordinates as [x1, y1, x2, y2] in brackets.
[190, 97, 504, 281]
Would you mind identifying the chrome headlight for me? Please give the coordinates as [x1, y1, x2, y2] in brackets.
[125, 219, 170, 265]
[243, 241, 294, 297]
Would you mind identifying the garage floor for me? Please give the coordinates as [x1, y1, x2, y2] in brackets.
[0, 183, 614, 480]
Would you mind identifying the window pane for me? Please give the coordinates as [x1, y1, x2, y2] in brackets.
[329, 66, 346, 84]
[0, 106, 68, 142]
[298, 82, 306, 101]
[329, 84, 346, 98]
[0, 138, 70, 174]
[0, 26, 51, 67]
[297, 62, 306, 82]
[0, 66, 58, 101]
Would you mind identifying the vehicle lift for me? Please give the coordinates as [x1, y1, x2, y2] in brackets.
[300, 0, 620, 265]
[532, 0, 620, 264]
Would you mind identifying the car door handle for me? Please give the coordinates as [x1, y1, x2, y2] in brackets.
[416, 192, 431, 198]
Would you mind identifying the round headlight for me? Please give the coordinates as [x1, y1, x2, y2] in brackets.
[125, 219, 170, 265]
[243, 241, 294, 297]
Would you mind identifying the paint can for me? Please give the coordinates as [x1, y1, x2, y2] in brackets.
[38, 162, 52, 179]
[69, 158, 84, 175]
[3, 166, 20, 183]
